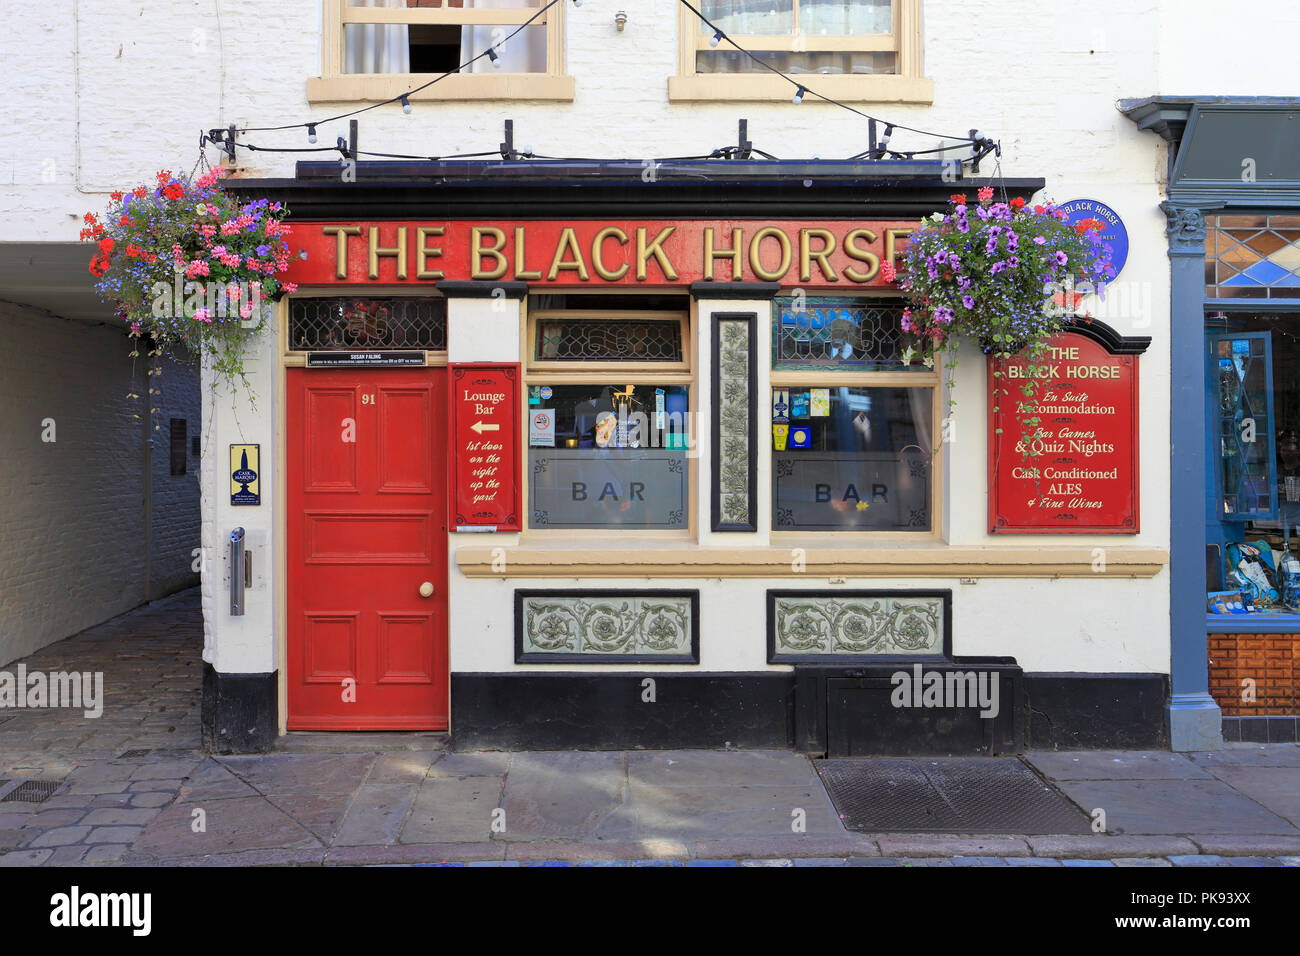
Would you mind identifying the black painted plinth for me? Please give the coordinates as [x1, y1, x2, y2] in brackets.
[201, 663, 278, 754]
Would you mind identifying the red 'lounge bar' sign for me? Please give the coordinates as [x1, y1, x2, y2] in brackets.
[450, 364, 520, 532]
[988, 328, 1141, 534]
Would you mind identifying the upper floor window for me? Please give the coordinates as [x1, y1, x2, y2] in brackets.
[312, 0, 573, 103]
[671, 0, 931, 103]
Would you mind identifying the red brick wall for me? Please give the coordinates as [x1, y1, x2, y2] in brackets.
[1209, 633, 1300, 715]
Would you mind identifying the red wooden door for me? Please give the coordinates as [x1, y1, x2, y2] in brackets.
[287, 367, 447, 730]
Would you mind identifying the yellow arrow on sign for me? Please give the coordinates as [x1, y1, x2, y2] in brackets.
[470, 421, 500, 434]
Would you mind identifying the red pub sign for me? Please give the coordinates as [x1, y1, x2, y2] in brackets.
[285, 219, 916, 287]
[988, 329, 1140, 534]
[450, 364, 520, 532]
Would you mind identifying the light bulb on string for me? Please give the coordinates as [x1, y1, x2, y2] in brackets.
[792, 86, 805, 105]
[709, 30, 723, 47]
[307, 124, 317, 143]
[488, 47, 501, 68]
[401, 95, 411, 114]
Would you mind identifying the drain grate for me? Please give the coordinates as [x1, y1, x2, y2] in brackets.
[1, 779, 63, 804]
[117, 749, 151, 759]
[817, 757, 1091, 834]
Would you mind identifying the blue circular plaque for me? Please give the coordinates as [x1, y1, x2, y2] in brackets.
[1058, 198, 1129, 283]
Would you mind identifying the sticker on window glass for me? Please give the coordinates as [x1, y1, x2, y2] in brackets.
[773, 424, 789, 450]
[773, 389, 791, 424]
[595, 413, 617, 448]
[792, 390, 809, 418]
[810, 389, 830, 417]
[530, 409, 555, 447]
[790, 426, 811, 449]
[655, 388, 666, 430]
[1232, 340, 1250, 354]
[540, 385, 553, 400]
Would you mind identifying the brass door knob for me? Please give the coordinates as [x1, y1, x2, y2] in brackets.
[419, 581, 434, 598]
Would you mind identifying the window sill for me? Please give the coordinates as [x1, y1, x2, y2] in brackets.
[456, 545, 1168, 579]
[668, 73, 933, 104]
[1206, 613, 1300, 633]
[308, 74, 576, 104]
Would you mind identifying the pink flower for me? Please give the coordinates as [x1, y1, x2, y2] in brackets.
[282, 282, 298, 293]
[978, 186, 994, 203]
[194, 307, 211, 322]
[880, 261, 897, 283]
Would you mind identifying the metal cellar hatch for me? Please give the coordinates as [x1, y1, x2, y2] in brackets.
[816, 757, 1092, 834]
[1, 779, 64, 804]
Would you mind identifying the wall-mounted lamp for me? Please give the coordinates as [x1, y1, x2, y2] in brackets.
[615, 10, 627, 31]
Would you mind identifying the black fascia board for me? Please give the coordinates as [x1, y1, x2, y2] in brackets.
[223, 160, 1044, 220]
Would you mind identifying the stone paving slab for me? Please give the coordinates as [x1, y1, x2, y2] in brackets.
[496, 752, 625, 841]
[1025, 750, 1212, 780]
[334, 784, 419, 846]
[1187, 744, 1300, 767]
[133, 795, 321, 857]
[624, 784, 843, 838]
[400, 775, 502, 843]
[215, 754, 376, 795]
[1196, 766, 1300, 828]
[1049, 779, 1300, 835]
[626, 750, 822, 788]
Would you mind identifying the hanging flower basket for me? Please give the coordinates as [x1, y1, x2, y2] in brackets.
[81, 166, 303, 397]
[888, 186, 1117, 459]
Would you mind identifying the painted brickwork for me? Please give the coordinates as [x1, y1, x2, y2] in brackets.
[0, 300, 199, 666]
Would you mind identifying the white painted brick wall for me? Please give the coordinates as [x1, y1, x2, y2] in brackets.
[0, 300, 199, 666]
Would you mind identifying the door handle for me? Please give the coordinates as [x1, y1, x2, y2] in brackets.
[419, 581, 435, 598]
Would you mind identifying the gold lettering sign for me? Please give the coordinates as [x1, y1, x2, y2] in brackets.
[748, 227, 791, 282]
[368, 226, 407, 280]
[472, 226, 508, 280]
[416, 226, 445, 280]
[323, 225, 362, 279]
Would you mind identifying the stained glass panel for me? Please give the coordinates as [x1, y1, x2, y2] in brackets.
[1206, 215, 1300, 299]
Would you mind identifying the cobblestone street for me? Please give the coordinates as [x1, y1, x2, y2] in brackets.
[2, 592, 1299, 867]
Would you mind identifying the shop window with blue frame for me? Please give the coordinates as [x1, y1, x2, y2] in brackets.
[1205, 313, 1300, 617]
[770, 296, 936, 533]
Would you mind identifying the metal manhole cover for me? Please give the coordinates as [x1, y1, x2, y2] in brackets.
[817, 757, 1091, 834]
[1, 780, 63, 804]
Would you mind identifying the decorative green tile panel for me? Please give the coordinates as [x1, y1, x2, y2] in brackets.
[517, 592, 698, 663]
[770, 594, 946, 659]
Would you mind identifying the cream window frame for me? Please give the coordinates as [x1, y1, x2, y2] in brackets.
[522, 306, 696, 539]
[768, 293, 942, 539]
[312, 0, 573, 104]
[670, 0, 931, 104]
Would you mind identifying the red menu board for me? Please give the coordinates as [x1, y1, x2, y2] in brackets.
[450, 364, 520, 532]
[988, 330, 1140, 534]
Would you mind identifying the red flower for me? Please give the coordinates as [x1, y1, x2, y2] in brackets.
[880, 261, 897, 282]
[977, 186, 994, 203]
[1033, 204, 1046, 214]
[88, 253, 110, 277]
[155, 169, 173, 187]
[119, 215, 133, 227]
[98, 236, 115, 253]
[110, 191, 123, 202]
[949, 193, 967, 205]
[133, 186, 148, 199]
[126, 243, 142, 257]
[1010, 197, 1026, 210]
[161, 183, 184, 201]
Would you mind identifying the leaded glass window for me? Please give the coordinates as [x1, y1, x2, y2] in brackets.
[1205, 215, 1300, 299]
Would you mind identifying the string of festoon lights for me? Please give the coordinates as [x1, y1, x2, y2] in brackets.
[201, 0, 999, 169]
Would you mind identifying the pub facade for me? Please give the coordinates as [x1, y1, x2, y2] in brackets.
[200, 156, 1171, 754]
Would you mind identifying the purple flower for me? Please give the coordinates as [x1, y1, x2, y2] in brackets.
[957, 220, 970, 234]
[935, 249, 948, 264]
[990, 261, 1006, 275]
[1033, 236, 1046, 245]
[1007, 256, 1020, 269]
[1054, 251, 1068, 266]
[962, 294, 975, 309]
[256, 244, 270, 257]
